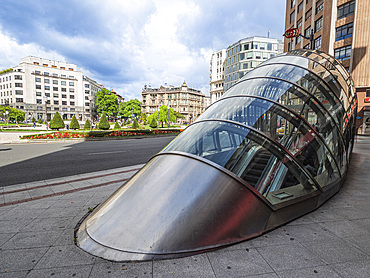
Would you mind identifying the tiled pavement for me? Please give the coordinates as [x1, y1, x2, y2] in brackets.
[0, 138, 369, 277]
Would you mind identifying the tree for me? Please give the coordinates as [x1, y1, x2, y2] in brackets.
[118, 99, 141, 119]
[83, 119, 91, 130]
[31, 117, 36, 123]
[157, 106, 176, 127]
[174, 111, 185, 121]
[149, 115, 157, 128]
[0, 106, 25, 122]
[37, 118, 43, 124]
[132, 118, 139, 129]
[96, 88, 118, 119]
[140, 112, 147, 124]
[49, 112, 65, 130]
[114, 121, 121, 129]
[98, 112, 110, 130]
[69, 115, 80, 130]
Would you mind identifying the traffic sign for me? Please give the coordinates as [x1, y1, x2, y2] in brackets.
[283, 28, 300, 38]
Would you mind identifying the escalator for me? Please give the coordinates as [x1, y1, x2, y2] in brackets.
[241, 149, 272, 188]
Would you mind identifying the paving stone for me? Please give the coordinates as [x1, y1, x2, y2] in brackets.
[21, 217, 73, 232]
[207, 248, 273, 277]
[90, 261, 152, 278]
[3, 191, 31, 203]
[0, 233, 16, 247]
[0, 207, 46, 221]
[330, 259, 370, 278]
[343, 234, 370, 255]
[14, 196, 61, 209]
[318, 219, 369, 238]
[50, 183, 74, 194]
[277, 265, 341, 278]
[0, 270, 29, 277]
[28, 187, 55, 198]
[301, 238, 368, 264]
[0, 247, 48, 272]
[256, 243, 325, 272]
[34, 245, 95, 269]
[27, 265, 92, 278]
[53, 229, 75, 246]
[153, 254, 215, 278]
[1, 230, 63, 250]
[38, 206, 83, 218]
[251, 228, 297, 248]
[279, 222, 338, 243]
[0, 219, 34, 233]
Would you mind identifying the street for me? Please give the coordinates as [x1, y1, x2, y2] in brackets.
[0, 136, 175, 186]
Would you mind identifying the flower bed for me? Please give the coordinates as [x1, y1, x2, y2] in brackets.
[21, 132, 88, 140]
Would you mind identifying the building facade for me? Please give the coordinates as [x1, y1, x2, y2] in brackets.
[284, 0, 370, 131]
[0, 56, 102, 121]
[141, 81, 205, 124]
[209, 49, 226, 103]
[224, 37, 283, 92]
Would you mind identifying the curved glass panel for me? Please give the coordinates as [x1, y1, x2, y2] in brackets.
[242, 64, 345, 129]
[162, 121, 317, 204]
[260, 55, 350, 110]
[198, 97, 340, 188]
[222, 78, 347, 175]
[285, 50, 352, 103]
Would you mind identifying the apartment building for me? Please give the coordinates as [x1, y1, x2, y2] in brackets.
[210, 49, 226, 103]
[224, 36, 284, 92]
[284, 0, 370, 131]
[0, 56, 102, 121]
[141, 81, 205, 124]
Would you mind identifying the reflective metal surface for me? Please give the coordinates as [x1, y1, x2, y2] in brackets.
[76, 50, 357, 261]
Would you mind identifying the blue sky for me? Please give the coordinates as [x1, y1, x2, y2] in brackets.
[0, 0, 286, 100]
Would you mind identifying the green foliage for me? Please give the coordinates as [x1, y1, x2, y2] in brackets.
[98, 112, 110, 130]
[49, 112, 65, 130]
[132, 118, 139, 129]
[96, 88, 118, 118]
[83, 119, 91, 130]
[0, 68, 13, 75]
[37, 118, 43, 124]
[149, 115, 157, 128]
[118, 99, 141, 119]
[0, 106, 25, 122]
[152, 106, 177, 127]
[140, 112, 147, 122]
[174, 111, 185, 120]
[31, 117, 36, 123]
[69, 115, 80, 130]
[114, 121, 121, 129]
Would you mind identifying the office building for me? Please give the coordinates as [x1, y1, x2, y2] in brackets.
[141, 81, 205, 124]
[284, 0, 370, 131]
[0, 56, 102, 121]
[209, 49, 226, 103]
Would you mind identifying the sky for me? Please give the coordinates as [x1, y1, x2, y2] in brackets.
[0, 0, 286, 100]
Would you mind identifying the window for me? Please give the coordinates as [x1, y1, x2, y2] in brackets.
[314, 36, 321, 50]
[62, 94, 67, 98]
[290, 11, 295, 23]
[296, 35, 302, 44]
[61, 81, 66, 85]
[52, 65, 57, 69]
[35, 92, 41, 96]
[35, 70, 41, 75]
[85, 84, 90, 88]
[15, 83, 23, 88]
[70, 95, 75, 99]
[260, 43, 266, 50]
[44, 72, 49, 76]
[54, 100, 59, 105]
[305, 8, 312, 21]
[252, 42, 259, 49]
[53, 87, 58, 91]
[304, 43, 311, 49]
[45, 86, 50, 90]
[45, 93, 50, 97]
[70, 101, 75, 105]
[52, 73, 58, 77]
[334, 45, 351, 61]
[61, 88, 67, 92]
[62, 101, 67, 105]
[16, 90, 23, 95]
[16, 98, 23, 103]
[297, 18, 302, 28]
[44, 79, 50, 83]
[338, 1, 355, 19]
[35, 77, 41, 82]
[298, 1, 303, 13]
[36, 85, 41, 89]
[336, 23, 353, 41]
[53, 80, 58, 85]
[305, 26, 311, 37]
[34, 62, 39, 65]
[85, 90, 90, 94]
[61, 74, 66, 78]
[291, 0, 295, 8]
[14, 75, 22, 80]
[53, 93, 59, 98]
[43, 64, 48, 67]
[316, 0, 324, 14]
[36, 99, 42, 104]
[69, 68, 74, 71]
[69, 82, 74, 86]
[315, 17, 323, 32]
[69, 88, 74, 92]
[244, 43, 250, 51]
[69, 76, 74, 79]
[267, 43, 272, 50]
[60, 67, 65, 70]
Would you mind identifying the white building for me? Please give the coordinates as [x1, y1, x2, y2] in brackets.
[224, 36, 283, 91]
[0, 56, 102, 121]
[209, 49, 226, 104]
